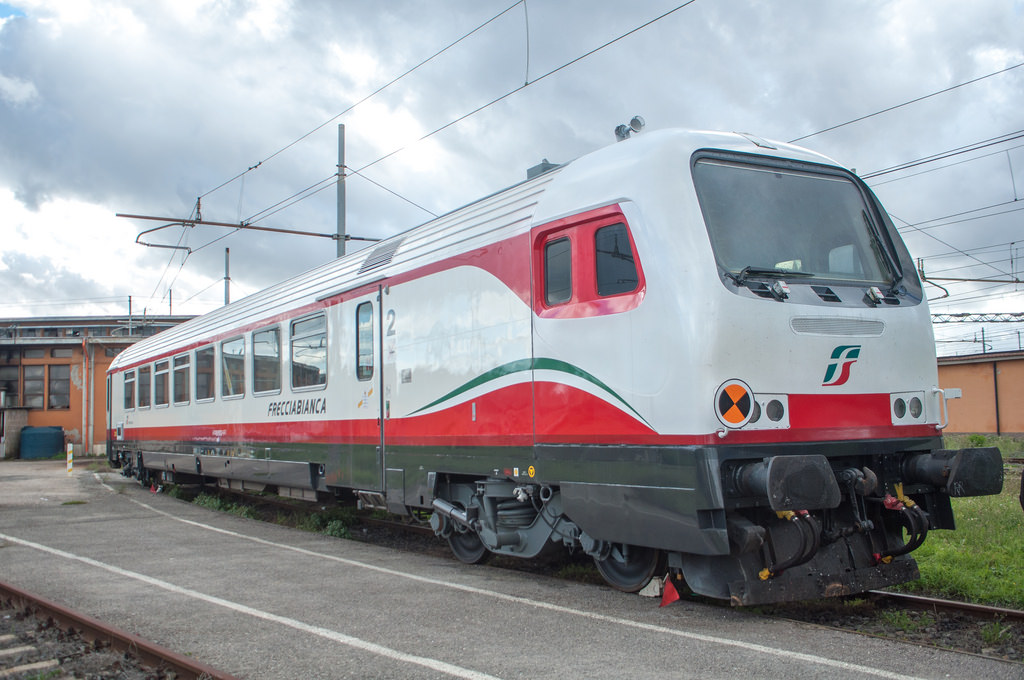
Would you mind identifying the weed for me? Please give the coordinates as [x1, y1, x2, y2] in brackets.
[193, 493, 227, 511]
[981, 618, 1013, 646]
[967, 433, 989, 448]
[878, 609, 934, 633]
[228, 504, 258, 520]
[324, 519, 351, 538]
[297, 513, 326, 533]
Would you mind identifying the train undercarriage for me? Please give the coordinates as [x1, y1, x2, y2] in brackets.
[109, 443, 1003, 606]
[428, 446, 1003, 605]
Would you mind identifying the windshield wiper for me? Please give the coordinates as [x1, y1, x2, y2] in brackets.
[861, 210, 904, 294]
[726, 266, 814, 286]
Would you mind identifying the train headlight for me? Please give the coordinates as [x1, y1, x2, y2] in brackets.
[909, 396, 923, 418]
[891, 391, 926, 425]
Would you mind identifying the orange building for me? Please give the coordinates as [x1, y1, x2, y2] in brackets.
[937, 350, 1024, 436]
[0, 316, 190, 457]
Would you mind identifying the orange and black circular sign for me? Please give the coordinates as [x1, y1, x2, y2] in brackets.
[715, 380, 754, 428]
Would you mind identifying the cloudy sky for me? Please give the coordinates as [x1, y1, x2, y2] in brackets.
[1, 0, 1022, 355]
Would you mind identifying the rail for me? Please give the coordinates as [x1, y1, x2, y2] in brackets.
[0, 580, 239, 680]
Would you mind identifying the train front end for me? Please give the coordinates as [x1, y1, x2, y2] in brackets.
[667, 140, 1004, 604]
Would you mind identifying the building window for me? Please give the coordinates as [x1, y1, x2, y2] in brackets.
[253, 326, 281, 394]
[48, 365, 70, 409]
[196, 346, 215, 401]
[291, 315, 327, 389]
[0, 366, 18, 407]
[24, 365, 44, 408]
[124, 370, 136, 410]
[154, 360, 169, 406]
[23, 348, 44, 359]
[595, 223, 639, 296]
[356, 303, 374, 381]
[51, 348, 73, 359]
[221, 337, 245, 397]
[138, 366, 151, 408]
[544, 237, 572, 305]
[173, 354, 190, 405]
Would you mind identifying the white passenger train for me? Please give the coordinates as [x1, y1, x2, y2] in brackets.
[108, 129, 1002, 604]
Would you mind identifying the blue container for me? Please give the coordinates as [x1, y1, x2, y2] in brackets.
[19, 426, 64, 459]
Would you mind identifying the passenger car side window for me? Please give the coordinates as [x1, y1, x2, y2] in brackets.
[221, 337, 245, 397]
[291, 315, 327, 389]
[356, 303, 374, 381]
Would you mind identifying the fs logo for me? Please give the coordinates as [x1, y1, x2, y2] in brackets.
[822, 345, 861, 387]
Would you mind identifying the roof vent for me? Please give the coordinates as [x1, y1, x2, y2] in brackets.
[358, 237, 404, 274]
[527, 159, 560, 180]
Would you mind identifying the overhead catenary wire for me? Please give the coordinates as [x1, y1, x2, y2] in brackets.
[197, 1, 527, 203]
[352, 1, 698, 176]
[788, 61, 1024, 143]
[346, 167, 439, 218]
[863, 132, 1024, 186]
[208, 1, 698, 232]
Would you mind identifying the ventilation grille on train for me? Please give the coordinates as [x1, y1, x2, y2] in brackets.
[790, 317, 885, 337]
[811, 286, 841, 302]
[358, 238, 405, 274]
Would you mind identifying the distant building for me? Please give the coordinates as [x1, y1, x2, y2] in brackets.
[938, 350, 1024, 436]
[0, 315, 192, 457]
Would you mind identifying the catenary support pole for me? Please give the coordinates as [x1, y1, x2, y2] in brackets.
[337, 124, 346, 258]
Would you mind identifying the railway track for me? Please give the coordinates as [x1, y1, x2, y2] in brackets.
[868, 590, 1024, 623]
[0, 580, 237, 680]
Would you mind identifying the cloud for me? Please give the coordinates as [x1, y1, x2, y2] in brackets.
[0, 0, 1022, 352]
[0, 71, 37, 105]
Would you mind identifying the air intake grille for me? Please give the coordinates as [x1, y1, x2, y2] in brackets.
[358, 238, 404, 274]
[790, 316, 885, 337]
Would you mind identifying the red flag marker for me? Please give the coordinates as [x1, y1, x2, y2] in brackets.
[660, 576, 681, 607]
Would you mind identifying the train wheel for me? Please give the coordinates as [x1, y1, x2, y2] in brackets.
[447, 528, 491, 565]
[594, 544, 664, 592]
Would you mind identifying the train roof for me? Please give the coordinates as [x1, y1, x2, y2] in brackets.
[109, 129, 839, 372]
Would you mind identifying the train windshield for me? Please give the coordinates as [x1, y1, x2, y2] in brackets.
[693, 156, 893, 286]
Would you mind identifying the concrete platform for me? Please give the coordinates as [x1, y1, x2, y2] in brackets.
[0, 460, 1019, 679]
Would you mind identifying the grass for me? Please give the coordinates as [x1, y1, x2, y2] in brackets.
[893, 434, 1024, 608]
[189, 490, 355, 538]
[878, 608, 936, 633]
[981, 618, 1015, 646]
[192, 492, 259, 520]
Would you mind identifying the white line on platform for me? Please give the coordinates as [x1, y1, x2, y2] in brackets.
[0, 529, 501, 680]
[90, 474, 928, 680]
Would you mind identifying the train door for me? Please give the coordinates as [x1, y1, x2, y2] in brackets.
[351, 287, 385, 493]
[379, 285, 405, 512]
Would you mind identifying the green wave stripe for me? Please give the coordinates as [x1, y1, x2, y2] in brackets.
[408, 357, 650, 426]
